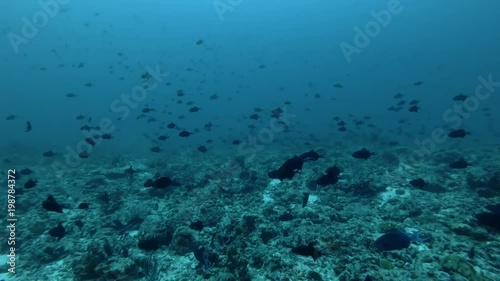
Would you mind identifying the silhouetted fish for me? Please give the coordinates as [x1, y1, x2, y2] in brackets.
[20, 168, 33, 175]
[42, 195, 63, 213]
[48, 223, 65, 240]
[316, 166, 341, 186]
[179, 131, 191, 137]
[43, 151, 56, 157]
[24, 179, 38, 189]
[373, 231, 411, 251]
[449, 159, 469, 169]
[299, 150, 321, 162]
[410, 178, 426, 188]
[197, 145, 208, 153]
[291, 242, 322, 260]
[268, 156, 303, 180]
[409, 105, 419, 112]
[144, 177, 173, 189]
[25, 121, 32, 132]
[352, 148, 375, 160]
[453, 93, 468, 101]
[448, 129, 470, 138]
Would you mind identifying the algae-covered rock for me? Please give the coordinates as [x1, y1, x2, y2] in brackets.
[440, 254, 487, 281]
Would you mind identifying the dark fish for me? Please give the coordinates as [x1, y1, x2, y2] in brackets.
[449, 159, 469, 169]
[65, 92, 77, 97]
[189, 106, 200, 112]
[78, 203, 90, 209]
[167, 122, 176, 129]
[334, 83, 344, 88]
[249, 113, 260, 120]
[291, 242, 322, 260]
[448, 129, 470, 138]
[142, 107, 154, 113]
[394, 93, 404, 99]
[76, 114, 86, 120]
[176, 89, 184, 96]
[232, 140, 241, 145]
[299, 150, 321, 162]
[373, 231, 411, 251]
[158, 135, 168, 141]
[124, 166, 136, 176]
[316, 166, 341, 186]
[42, 195, 63, 213]
[409, 105, 420, 112]
[396, 100, 406, 106]
[475, 212, 500, 230]
[43, 151, 56, 157]
[179, 131, 191, 137]
[24, 179, 38, 189]
[151, 146, 161, 153]
[352, 148, 375, 160]
[364, 275, 373, 281]
[302, 193, 309, 208]
[101, 133, 113, 140]
[20, 168, 33, 175]
[338, 126, 347, 132]
[196, 39, 204, 45]
[25, 121, 32, 132]
[144, 177, 173, 189]
[485, 204, 500, 214]
[80, 125, 92, 131]
[453, 93, 468, 101]
[85, 82, 94, 87]
[209, 94, 219, 100]
[278, 212, 294, 221]
[48, 223, 65, 240]
[138, 238, 160, 251]
[197, 145, 208, 153]
[409, 178, 426, 188]
[79, 151, 90, 159]
[75, 220, 84, 228]
[409, 100, 419, 105]
[414, 81, 424, 86]
[337, 121, 346, 126]
[189, 220, 204, 231]
[6, 114, 16, 120]
[268, 155, 303, 180]
[85, 138, 96, 146]
[468, 247, 475, 259]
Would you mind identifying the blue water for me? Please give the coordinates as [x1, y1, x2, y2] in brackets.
[1, 1, 499, 280]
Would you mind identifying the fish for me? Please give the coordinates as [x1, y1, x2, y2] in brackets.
[144, 177, 173, 189]
[179, 131, 191, 137]
[449, 159, 469, 169]
[448, 129, 470, 138]
[85, 138, 96, 146]
[150, 146, 161, 153]
[232, 140, 241, 145]
[409, 178, 426, 188]
[334, 83, 344, 88]
[394, 93, 404, 99]
[25, 121, 32, 132]
[42, 195, 63, 213]
[338, 126, 347, 132]
[373, 231, 412, 251]
[24, 179, 38, 189]
[249, 114, 260, 120]
[337, 121, 346, 126]
[364, 275, 373, 281]
[43, 151, 56, 157]
[409, 105, 420, 112]
[409, 100, 419, 105]
[124, 166, 136, 176]
[291, 242, 322, 260]
[299, 150, 321, 162]
[189, 220, 204, 231]
[302, 193, 309, 207]
[75, 220, 84, 229]
[167, 122, 176, 129]
[20, 168, 33, 175]
[197, 145, 208, 153]
[453, 93, 468, 101]
[85, 82, 94, 87]
[142, 107, 154, 113]
[158, 135, 168, 141]
[278, 212, 294, 221]
[209, 94, 219, 100]
[189, 106, 201, 112]
[101, 133, 113, 140]
[79, 151, 90, 159]
[352, 148, 375, 160]
[6, 114, 16, 120]
[78, 203, 90, 209]
[268, 155, 303, 180]
[65, 92, 77, 97]
[475, 211, 500, 230]
[196, 39, 204, 45]
[48, 223, 65, 240]
[414, 81, 424, 86]
[316, 166, 341, 186]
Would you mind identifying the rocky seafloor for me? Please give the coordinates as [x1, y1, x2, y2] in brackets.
[1, 143, 499, 281]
